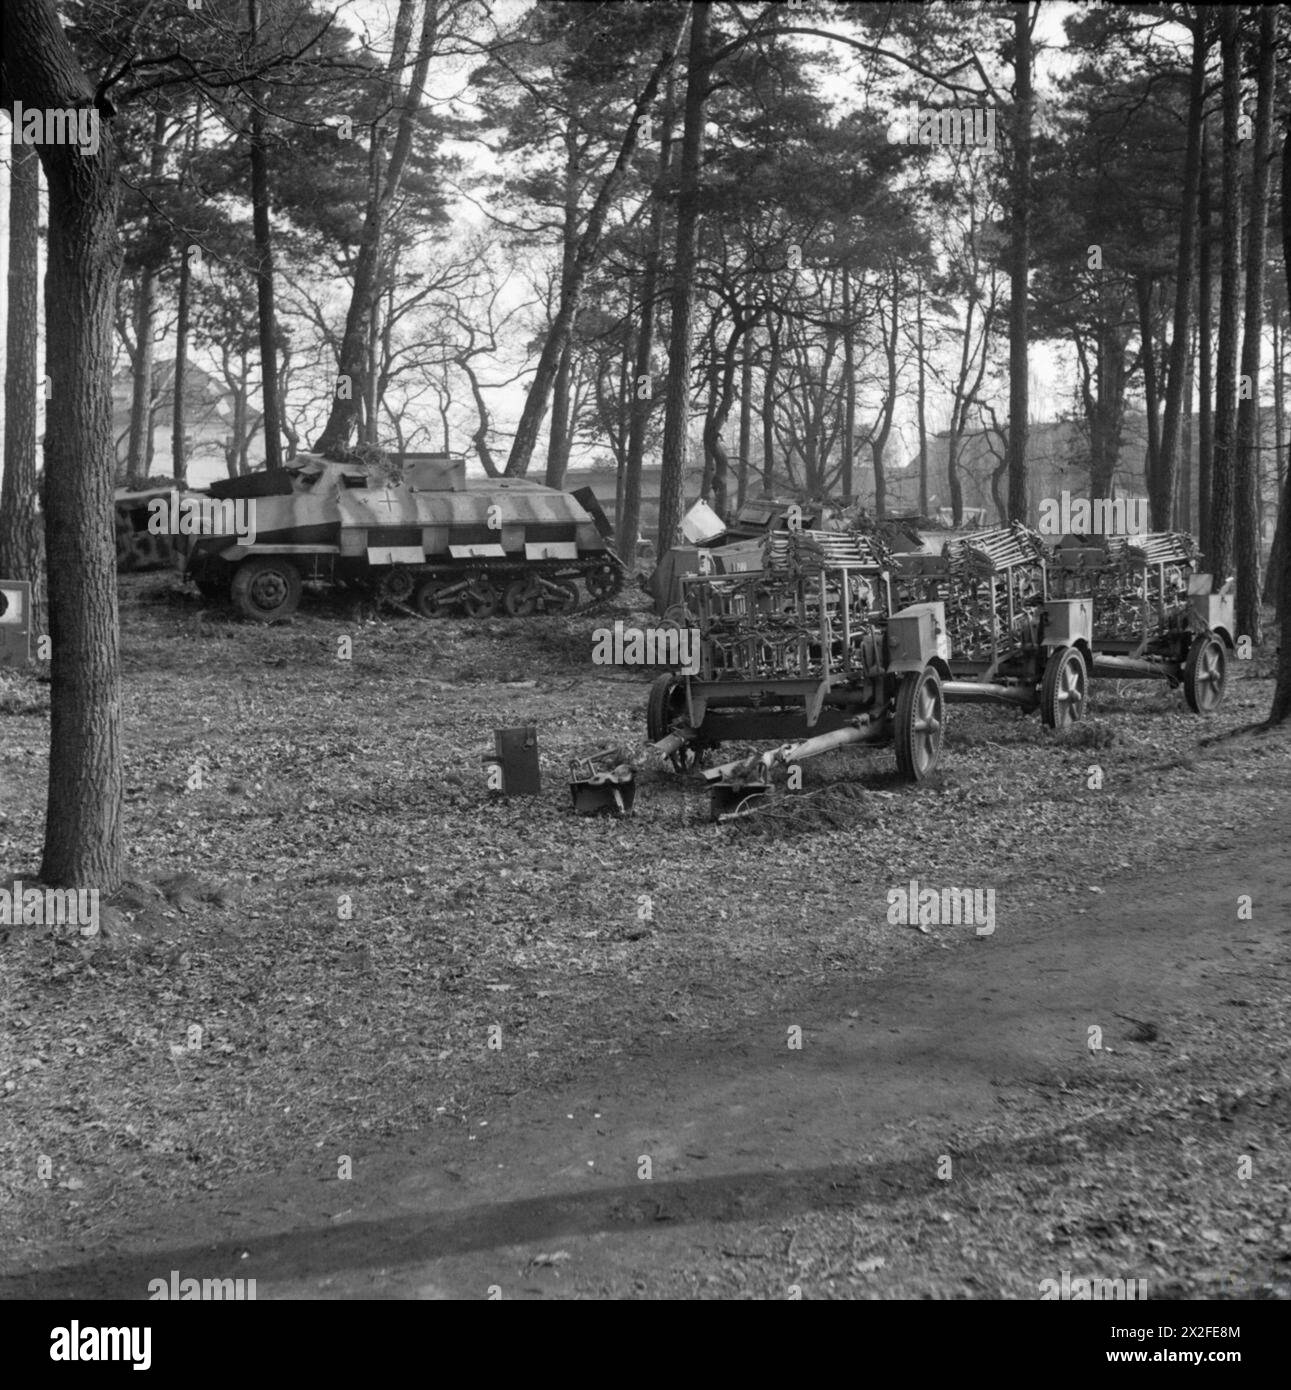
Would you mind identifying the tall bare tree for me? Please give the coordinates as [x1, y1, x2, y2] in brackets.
[1006, 1, 1032, 523]
[0, 143, 46, 637]
[1233, 4, 1275, 643]
[1267, 120, 1291, 726]
[657, 2, 710, 550]
[248, 0, 283, 469]
[1208, 4, 1243, 584]
[1153, 9, 1208, 530]
[2, 0, 124, 889]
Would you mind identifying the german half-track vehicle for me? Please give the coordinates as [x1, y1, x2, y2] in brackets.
[175, 453, 625, 622]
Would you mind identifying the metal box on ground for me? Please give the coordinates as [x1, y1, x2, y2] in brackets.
[0, 580, 31, 667]
[487, 726, 541, 795]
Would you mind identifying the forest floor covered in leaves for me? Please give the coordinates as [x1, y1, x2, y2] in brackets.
[1, 572, 1289, 1299]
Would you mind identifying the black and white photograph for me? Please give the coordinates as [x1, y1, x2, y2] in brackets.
[1, 0, 1289, 1342]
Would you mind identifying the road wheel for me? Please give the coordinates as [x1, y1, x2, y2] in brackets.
[585, 559, 623, 600]
[1040, 645, 1087, 729]
[379, 566, 416, 605]
[461, 576, 499, 619]
[1183, 633, 1227, 713]
[646, 672, 699, 773]
[503, 577, 539, 617]
[413, 577, 454, 618]
[231, 556, 302, 622]
[893, 665, 944, 782]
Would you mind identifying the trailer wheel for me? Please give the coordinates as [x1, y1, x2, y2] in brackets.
[462, 577, 499, 618]
[1183, 633, 1227, 713]
[894, 665, 944, 782]
[413, 577, 454, 618]
[1040, 645, 1087, 729]
[646, 672, 699, 772]
[231, 556, 302, 622]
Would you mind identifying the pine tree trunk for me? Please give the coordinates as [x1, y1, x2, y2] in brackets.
[1271, 122, 1291, 724]
[0, 142, 46, 637]
[171, 101, 201, 485]
[1154, 14, 1207, 530]
[870, 270, 900, 520]
[124, 112, 167, 486]
[1264, 312, 1285, 604]
[762, 316, 779, 494]
[1006, 1, 1031, 523]
[621, 72, 675, 559]
[1198, 130, 1214, 553]
[3, 0, 125, 888]
[917, 272, 928, 516]
[737, 343, 752, 509]
[545, 339, 574, 488]
[656, 3, 711, 549]
[1179, 329, 1194, 532]
[1233, 4, 1275, 644]
[124, 267, 156, 486]
[842, 267, 856, 502]
[1138, 275, 1162, 496]
[172, 246, 191, 483]
[1210, 5, 1244, 585]
[248, 0, 282, 469]
[545, 134, 580, 489]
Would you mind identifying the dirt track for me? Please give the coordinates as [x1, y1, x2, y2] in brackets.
[5, 812, 1287, 1300]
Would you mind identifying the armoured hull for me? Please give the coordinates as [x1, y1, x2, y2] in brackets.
[175, 454, 624, 622]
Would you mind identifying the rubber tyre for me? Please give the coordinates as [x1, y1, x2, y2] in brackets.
[893, 665, 944, 782]
[1183, 633, 1227, 714]
[231, 556, 302, 622]
[647, 672, 701, 772]
[646, 672, 686, 743]
[1040, 645, 1087, 729]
